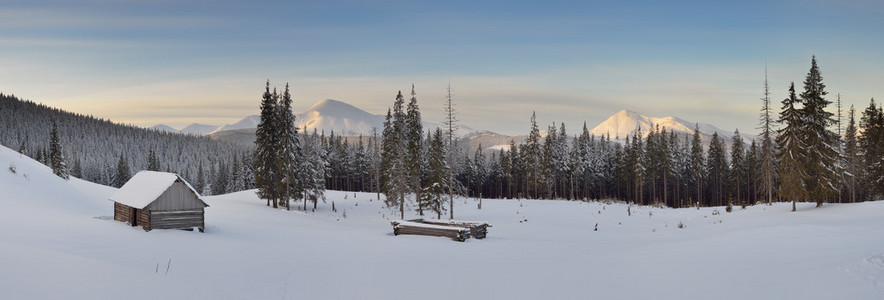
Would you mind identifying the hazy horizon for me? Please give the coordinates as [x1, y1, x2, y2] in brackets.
[3, 1, 883, 136]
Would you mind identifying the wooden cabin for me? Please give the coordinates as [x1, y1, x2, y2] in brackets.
[110, 171, 208, 232]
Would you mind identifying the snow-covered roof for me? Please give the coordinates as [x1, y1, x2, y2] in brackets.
[109, 171, 204, 209]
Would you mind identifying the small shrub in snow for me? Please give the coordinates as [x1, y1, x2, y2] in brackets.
[712, 209, 720, 215]
[8, 163, 15, 174]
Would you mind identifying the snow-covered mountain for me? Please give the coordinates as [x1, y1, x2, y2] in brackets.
[294, 99, 385, 136]
[202, 99, 476, 143]
[149, 124, 178, 133]
[589, 109, 732, 140]
[211, 115, 261, 134]
[147, 123, 219, 135]
[180, 123, 219, 135]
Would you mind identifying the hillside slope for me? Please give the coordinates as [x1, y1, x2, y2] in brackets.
[2, 144, 883, 299]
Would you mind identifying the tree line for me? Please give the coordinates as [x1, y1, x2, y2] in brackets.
[253, 57, 884, 216]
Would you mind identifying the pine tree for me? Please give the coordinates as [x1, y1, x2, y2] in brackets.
[777, 83, 806, 212]
[195, 161, 206, 195]
[422, 128, 449, 218]
[759, 66, 777, 205]
[212, 161, 229, 195]
[473, 144, 487, 199]
[277, 83, 303, 210]
[71, 157, 83, 178]
[405, 85, 424, 214]
[689, 124, 705, 207]
[729, 130, 746, 207]
[382, 91, 409, 219]
[746, 140, 759, 205]
[524, 112, 542, 199]
[443, 83, 458, 219]
[113, 153, 130, 188]
[799, 56, 839, 207]
[860, 99, 884, 199]
[843, 105, 861, 202]
[706, 132, 728, 207]
[147, 148, 160, 171]
[49, 121, 69, 180]
[254, 81, 282, 208]
[302, 129, 328, 210]
[231, 155, 242, 192]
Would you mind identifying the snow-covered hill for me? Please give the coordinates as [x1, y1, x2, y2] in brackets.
[3, 144, 883, 299]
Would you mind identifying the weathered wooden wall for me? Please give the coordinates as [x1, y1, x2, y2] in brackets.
[145, 180, 205, 211]
[114, 202, 130, 223]
[150, 209, 204, 231]
[138, 208, 151, 231]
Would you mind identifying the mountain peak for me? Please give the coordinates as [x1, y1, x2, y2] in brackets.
[590, 109, 730, 140]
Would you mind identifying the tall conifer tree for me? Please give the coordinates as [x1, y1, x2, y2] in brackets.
[777, 83, 806, 211]
[799, 56, 839, 207]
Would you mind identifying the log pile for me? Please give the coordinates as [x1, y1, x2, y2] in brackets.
[411, 219, 492, 239]
[391, 220, 470, 242]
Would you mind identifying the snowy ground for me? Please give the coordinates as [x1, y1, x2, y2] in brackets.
[2, 145, 884, 299]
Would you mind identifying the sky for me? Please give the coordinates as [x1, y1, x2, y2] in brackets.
[2, 0, 884, 136]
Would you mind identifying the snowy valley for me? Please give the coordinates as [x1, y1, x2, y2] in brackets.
[2, 144, 883, 299]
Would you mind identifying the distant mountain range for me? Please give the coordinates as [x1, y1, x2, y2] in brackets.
[150, 98, 475, 139]
[151, 100, 748, 149]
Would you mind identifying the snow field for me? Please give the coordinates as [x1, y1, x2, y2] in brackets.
[2, 145, 884, 299]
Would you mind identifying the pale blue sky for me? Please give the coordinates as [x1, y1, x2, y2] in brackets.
[2, 0, 883, 135]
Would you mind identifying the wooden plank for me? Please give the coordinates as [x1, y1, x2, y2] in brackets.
[408, 219, 491, 239]
[392, 221, 469, 242]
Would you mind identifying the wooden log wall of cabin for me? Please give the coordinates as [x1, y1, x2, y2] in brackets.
[145, 180, 205, 211]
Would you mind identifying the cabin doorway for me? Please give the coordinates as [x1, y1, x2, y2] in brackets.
[131, 208, 138, 226]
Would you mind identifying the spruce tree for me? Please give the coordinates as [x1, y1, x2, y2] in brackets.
[759, 66, 777, 205]
[147, 148, 160, 171]
[524, 112, 542, 199]
[799, 56, 839, 207]
[843, 105, 861, 202]
[777, 83, 806, 211]
[71, 157, 83, 179]
[422, 128, 449, 218]
[405, 85, 424, 214]
[196, 161, 206, 195]
[254, 81, 282, 208]
[706, 132, 728, 207]
[443, 83, 458, 219]
[381, 91, 409, 219]
[277, 83, 303, 210]
[49, 121, 69, 180]
[302, 129, 327, 210]
[689, 124, 705, 207]
[113, 153, 130, 188]
[729, 130, 746, 207]
[860, 99, 884, 199]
